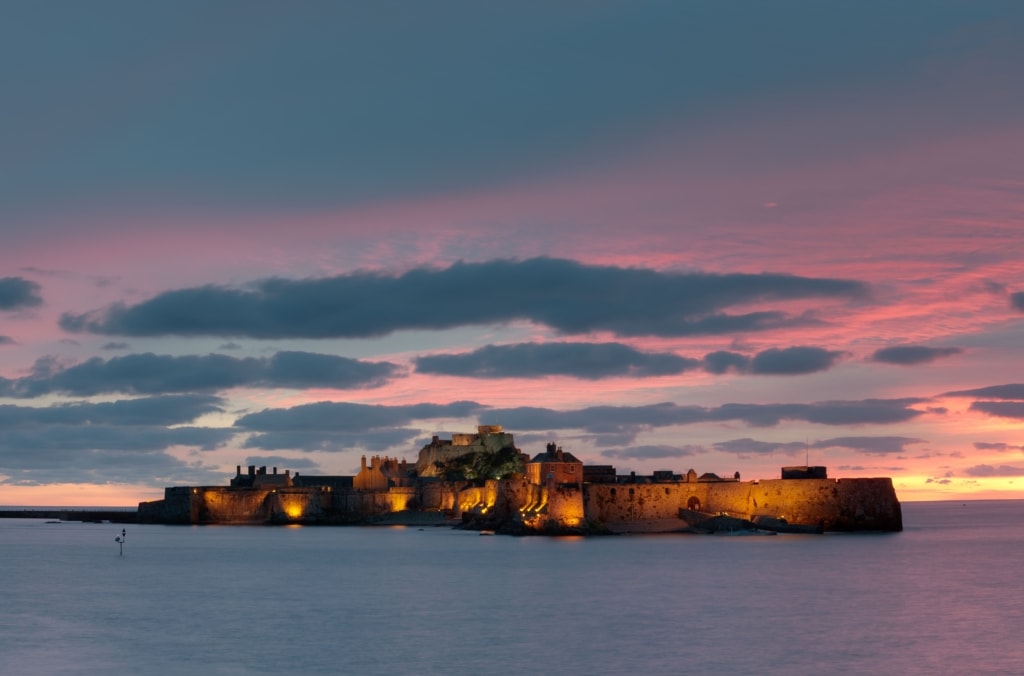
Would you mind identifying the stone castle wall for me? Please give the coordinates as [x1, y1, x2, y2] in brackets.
[583, 478, 901, 531]
[139, 471, 901, 531]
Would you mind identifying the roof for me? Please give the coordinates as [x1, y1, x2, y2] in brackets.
[528, 449, 582, 464]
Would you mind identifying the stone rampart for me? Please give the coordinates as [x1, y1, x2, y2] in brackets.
[584, 477, 901, 531]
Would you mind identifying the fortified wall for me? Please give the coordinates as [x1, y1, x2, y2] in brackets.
[583, 477, 902, 531]
[139, 482, 444, 525]
[139, 427, 902, 532]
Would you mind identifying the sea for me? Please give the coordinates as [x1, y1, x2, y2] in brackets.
[1, 500, 1022, 676]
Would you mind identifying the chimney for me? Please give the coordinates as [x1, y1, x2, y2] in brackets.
[236, 465, 241, 476]
[273, 467, 277, 475]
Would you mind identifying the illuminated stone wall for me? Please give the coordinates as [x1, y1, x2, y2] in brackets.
[198, 487, 270, 523]
[742, 478, 902, 531]
[585, 483, 687, 522]
[584, 477, 902, 531]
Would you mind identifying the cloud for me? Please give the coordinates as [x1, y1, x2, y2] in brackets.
[242, 428, 421, 453]
[749, 346, 846, 375]
[59, 258, 868, 339]
[0, 394, 224, 427]
[100, 342, 130, 351]
[1011, 291, 1024, 312]
[416, 342, 847, 380]
[599, 444, 704, 460]
[0, 441, 230, 486]
[0, 336, 15, 346]
[415, 342, 699, 379]
[974, 442, 1024, 452]
[711, 436, 925, 457]
[702, 350, 751, 374]
[0, 424, 233, 456]
[944, 384, 1024, 400]
[0, 394, 234, 484]
[234, 400, 485, 452]
[969, 401, 1024, 420]
[235, 400, 484, 433]
[713, 438, 807, 456]
[0, 351, 400, 397]
[963, 464, 1024, 478]
[871, 345, 963, 365]
[489, 398, 926, 441]
[0, 277, 43, 311]
[813, 436, 927, 454]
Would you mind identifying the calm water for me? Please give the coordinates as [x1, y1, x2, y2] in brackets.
[1, 501, 1023, 675]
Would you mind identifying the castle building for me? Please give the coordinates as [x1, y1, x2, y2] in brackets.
[527, 443, 583, 489]
[354, 456, 411, 491]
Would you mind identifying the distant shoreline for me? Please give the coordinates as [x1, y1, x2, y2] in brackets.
[0, 509, 137, 523]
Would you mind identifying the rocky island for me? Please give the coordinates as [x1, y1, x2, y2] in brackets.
[139, 426, 903, 534]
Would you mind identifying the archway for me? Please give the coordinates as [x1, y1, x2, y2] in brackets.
[687, 496, 701, 511]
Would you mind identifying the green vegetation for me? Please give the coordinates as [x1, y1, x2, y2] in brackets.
[434, 446, 524, 483]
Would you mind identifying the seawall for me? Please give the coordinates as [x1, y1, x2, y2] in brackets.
[584, 477, 902, 531]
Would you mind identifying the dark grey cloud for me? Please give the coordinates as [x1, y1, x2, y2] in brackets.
[969, 401, 1024, 420]
[0, 424, 232, 456]
[236, 399, 481, 452]
[984, 281, 1007, 295]
[243, 428, 420, 454]
[0, 351, 399, 397]
[416, 342, 847, 380]
[0, 335, 14, 346]
[871, 345, 963, 365]
[1011, 291, 1024, 312]
[489, 398, 926, 442]
[974, 442, 1024, 452]
[0, 440, 230, 486]
[599, 444, 704, 460]
[712, 435, 917, 460]
[60, 258, 868, 339]
[702, 350, 751, 374]
[713, 438, 807, 456]
[944, 384, 1024, 400]
[814, 436, 927, 455]
[964, 464, 1024, 477]
[236, 401, 484, 444]
[0, 277, 43, 311]
[750, 347, 846, 375]
[0, 394, 234, 485]
[100, 342, 130, 351]
[702, 347, 844, 376]
[0, 394, 224, 427]
[415, 342, 699, 379]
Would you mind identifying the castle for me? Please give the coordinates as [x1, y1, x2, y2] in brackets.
[138, 425, 903, 533]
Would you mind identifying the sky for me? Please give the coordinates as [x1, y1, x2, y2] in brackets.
[2, 1, 1024, 506]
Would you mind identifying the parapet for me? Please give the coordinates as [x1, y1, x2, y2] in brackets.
[781, 466, 828, 479]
